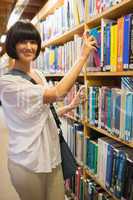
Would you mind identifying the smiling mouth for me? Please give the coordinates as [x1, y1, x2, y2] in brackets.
[23, 53, 34, 56]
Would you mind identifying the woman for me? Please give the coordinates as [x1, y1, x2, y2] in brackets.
[0, 20, 97, 200]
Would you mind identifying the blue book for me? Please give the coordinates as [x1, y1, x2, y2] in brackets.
[90, 142, 94, 172]
[122, 152, 133, 200]
[106, 24, 111, 70]
[106, 143, 115, 189]
[85, 138, 89, 166]
[105, 142, 123, 189]
[123, 14, 133, 70]
[115, 151, 127, 198]
[125, 93, 133, 141]
[121, 77, 133, 91]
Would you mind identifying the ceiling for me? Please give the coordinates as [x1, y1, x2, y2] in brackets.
[0, 0, 48, 55]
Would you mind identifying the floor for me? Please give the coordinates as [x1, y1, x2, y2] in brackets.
[0, 107, 20, 200]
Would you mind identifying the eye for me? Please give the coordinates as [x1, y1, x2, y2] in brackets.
[30, 40, 37, 44]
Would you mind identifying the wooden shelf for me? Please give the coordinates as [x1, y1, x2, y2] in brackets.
[85, 168, 119, 200]
[42, 23, 84, 48]
[87, 123, 133, 148]
[43, 72, 84, 78]
[43, 71, 133, 78]
[87, 71, 133, 77]
[32, 0, 64, 24]
[43, 72, 65, 77]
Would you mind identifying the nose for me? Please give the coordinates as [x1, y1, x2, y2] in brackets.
[26, 42, 32, 49]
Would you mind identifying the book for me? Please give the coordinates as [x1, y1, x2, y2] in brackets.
[110, 23, 118, 72]
[101, 19, 115, 71]
[123, 14, 133, 70]
[122, 153, 133, 200]
[117, 17, 124, 72]
[86, 27, 101, 72]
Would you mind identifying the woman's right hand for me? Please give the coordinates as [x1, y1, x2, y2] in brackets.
[80, 31, 97, 60]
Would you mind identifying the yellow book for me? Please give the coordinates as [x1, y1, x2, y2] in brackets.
[49, 49, 55, 71]
[77, 0, 85, 23]
[85, 0, 89, 21]
[110, 24, 118, 72]
[71, 0, 80, 26]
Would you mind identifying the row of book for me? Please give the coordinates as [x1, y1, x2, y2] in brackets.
[101, 14, 133, 72]
[85, 0, 123, 20]
[85, 136, 133, 200]
[34, 13, 133, 72]
[33, 35, 82, 73]
[37, 0, 123, 42]
[61, 118, 84, 163]
[65, 167, 115, 200]
[61, 116, 133, 199]
[62, 118, 133, 199]
[38, 0, 84, 42]
[88, 79, 133, 142]
[86, 14, 133, 72]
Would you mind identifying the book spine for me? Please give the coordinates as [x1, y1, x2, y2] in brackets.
[117, 17, 124, 72]
[123, 14, 132, 70]
[129, 15, 133, 69]
[115, 152, 127, 198]
[105, 144, 113, 189]
[110, 24, 118, 72]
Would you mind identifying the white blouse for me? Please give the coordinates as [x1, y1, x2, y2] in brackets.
[0, 69, 61, 173]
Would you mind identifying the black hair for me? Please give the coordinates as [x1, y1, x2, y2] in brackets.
[5, 20, 41, 59]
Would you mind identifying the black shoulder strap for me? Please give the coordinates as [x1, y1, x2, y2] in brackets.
[6, 68, 37, 85]
[6, 68, 62, 130]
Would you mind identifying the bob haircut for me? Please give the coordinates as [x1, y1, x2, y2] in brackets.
[5, 20, 41, 60]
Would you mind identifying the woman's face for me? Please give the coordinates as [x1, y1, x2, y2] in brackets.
[16, 40, 38, 63]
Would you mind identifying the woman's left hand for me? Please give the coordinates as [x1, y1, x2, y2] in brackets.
[69, 86, 86, 109]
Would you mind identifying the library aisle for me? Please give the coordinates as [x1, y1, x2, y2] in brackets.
[0, 107, 20, 200]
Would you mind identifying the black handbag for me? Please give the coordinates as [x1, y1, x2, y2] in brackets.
[6, 69, 77, 180]
[49, 104, 77, 180]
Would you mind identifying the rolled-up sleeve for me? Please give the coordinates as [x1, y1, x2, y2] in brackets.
[0, 77, 46, 119]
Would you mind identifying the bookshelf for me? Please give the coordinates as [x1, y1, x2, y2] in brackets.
[33, 0, 133, 200]
[39, 0, 133, 49]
